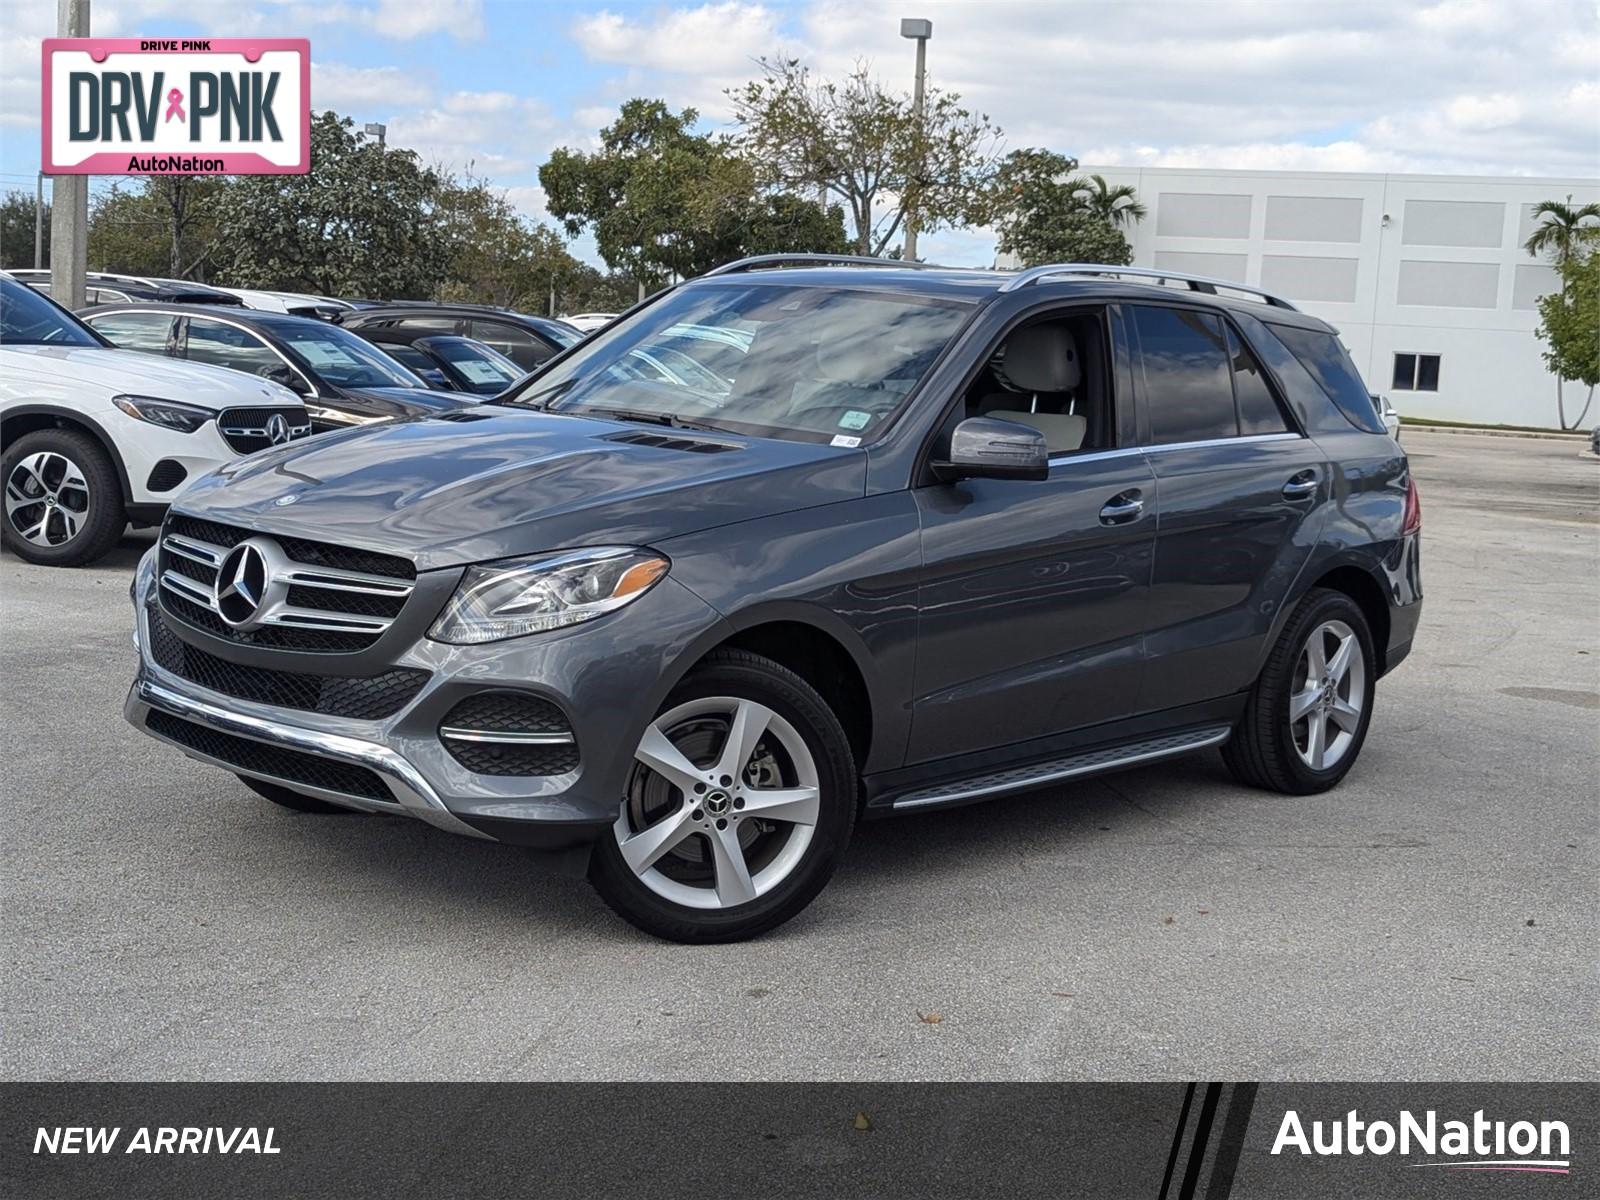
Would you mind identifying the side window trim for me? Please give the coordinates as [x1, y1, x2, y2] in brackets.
[182, 314, 322, 398]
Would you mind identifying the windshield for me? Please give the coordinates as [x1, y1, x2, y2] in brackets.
[274, 322, 426, 389]
[0, 278, 102, 347]
[424, 337, 522, 394]
[501, 283, 971, 443]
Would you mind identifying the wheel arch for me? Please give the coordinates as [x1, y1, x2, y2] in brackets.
[653, 601, 883, 776]
[1266, 554, 1393, 678]
[1, 404, 134, 508]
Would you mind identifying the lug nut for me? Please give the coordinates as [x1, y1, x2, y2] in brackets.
[716, 817, 728, 830]
[733, 797, 745, 809]
[691, 808, 704, 821]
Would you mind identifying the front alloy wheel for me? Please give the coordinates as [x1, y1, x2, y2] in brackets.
[590, 650, 856, 942]
[1, 429, 125, 567]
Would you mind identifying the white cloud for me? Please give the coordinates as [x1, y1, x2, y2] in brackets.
[311, 62, 426, 113]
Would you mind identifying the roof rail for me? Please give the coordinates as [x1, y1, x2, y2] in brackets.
[999, 263, 1298, 310]
[702, 253, 943, 277]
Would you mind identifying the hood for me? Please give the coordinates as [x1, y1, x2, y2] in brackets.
[0, 344, 300, 410]
[173, 406, 866, 570]
[329, 385, 480, 422]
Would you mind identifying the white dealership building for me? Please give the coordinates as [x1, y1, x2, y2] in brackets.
[1071, 167, 1599, 429]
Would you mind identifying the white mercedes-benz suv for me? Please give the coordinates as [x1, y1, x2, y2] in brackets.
[2, 274, 311, 567]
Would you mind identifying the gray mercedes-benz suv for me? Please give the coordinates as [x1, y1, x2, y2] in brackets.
[126, 256, 1422, 941]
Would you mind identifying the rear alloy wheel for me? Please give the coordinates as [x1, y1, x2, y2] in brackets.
[1223, 588, 1377, 794]
[589, 650, 856, 942]
[1, 429, 125, 567]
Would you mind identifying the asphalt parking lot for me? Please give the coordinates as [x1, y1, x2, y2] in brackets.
[2, 430, 1595, 1082]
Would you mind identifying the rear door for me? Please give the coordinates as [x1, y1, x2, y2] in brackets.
[1128, 302, 1326, 711]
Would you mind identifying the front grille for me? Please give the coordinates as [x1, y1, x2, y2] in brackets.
[148, 609, 428, 719]
[215, 407, 312, 455]
[157, 513, 416, 653]
[145, 709, 392, 801]
[440, 691, 579, 776]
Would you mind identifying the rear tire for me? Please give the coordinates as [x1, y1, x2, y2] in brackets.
[1, 429, 125, 567]
[589, 649, 857, 943]
[1223, 588, 1377, 795]
[237, 775, 353, 814]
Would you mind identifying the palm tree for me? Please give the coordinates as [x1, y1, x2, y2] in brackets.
[1525, 196, 1600, 429]
[1523, 196, 1600, 264]
[1065, 174, 1147, 227]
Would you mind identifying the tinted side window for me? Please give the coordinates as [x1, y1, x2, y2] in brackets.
[87, 312, 174, 356]
[185, 319, 284, 377]
[395, 316, 460, 337]
[1267, 324, 1384, 433]
[1132, 305, 1236, 443]
[1226, 324, 1293, 434]
[470, 319, 548, 369]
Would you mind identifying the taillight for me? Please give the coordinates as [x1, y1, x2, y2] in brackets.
[1402, 475, 1421, 535]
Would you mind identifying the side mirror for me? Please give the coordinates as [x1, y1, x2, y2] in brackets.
[932, 416, 1050, 482]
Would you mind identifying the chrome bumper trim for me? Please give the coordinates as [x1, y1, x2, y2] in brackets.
[125, 673, 492, 840]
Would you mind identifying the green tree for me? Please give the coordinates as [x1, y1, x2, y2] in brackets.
[1534, 247, 1599, 430]
[1523, 196, 1600, 264]
[554, 262, 643, 315]
[88, 177, 222, 278]
[988, 148, 1134, 267]
[209, 112, 451, 297]
[1526, 196, 1600, 428]
[541, 99, 846, 283]
[1065, 173, 1147, 228]
[0, 190, 48, 269]
[437, 175, 581, 311]
[728, 57, 1001, 256]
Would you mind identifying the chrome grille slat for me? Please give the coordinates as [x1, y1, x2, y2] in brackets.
[262, 605, 394, 634]
[161, 570, 219, 610]
[157, 516, 415, 651]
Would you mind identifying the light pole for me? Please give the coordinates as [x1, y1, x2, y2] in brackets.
[50, 0, 90, 310]
[363, 122, 387, 149]
[900, 17, 931, 262]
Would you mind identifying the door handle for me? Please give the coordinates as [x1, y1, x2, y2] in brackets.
[1099, 489, 1144, 525]
[1282, 470, 1319, 500]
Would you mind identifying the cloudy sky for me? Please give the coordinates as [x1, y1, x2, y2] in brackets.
[4, 0, 1596, 265]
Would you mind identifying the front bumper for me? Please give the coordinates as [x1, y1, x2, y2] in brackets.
[125, 546, 729, 846]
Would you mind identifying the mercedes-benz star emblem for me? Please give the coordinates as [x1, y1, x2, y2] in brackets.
[215, 542, 270, 628]
[265, 412, 290, 445]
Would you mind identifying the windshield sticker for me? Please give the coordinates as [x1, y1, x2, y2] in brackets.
[296, 340, 361, 367]
[829, 434, 862, 448]
[838, 410, 872, 431]
[458, 361, 509, 384]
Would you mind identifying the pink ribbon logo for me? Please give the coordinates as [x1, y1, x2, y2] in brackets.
[164, 88, 185, 123]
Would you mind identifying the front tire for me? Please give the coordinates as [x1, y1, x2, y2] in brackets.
[1, 429, 125, 567]
[589, 650, 857, 943]
[1223, 588, 1377, 795]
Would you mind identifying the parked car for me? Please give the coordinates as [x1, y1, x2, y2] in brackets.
[0, 275, 309, 567]
[560, 312, 618, 333]
[347, 328, 525, 396]
[213, 288, 350, 320]
[338, 303, 581, 371]
[80, 304, 478, 431]
[1371, 392, 1401, 440]
[124, 256, 1422, 942]
[9, 269, 243, 308]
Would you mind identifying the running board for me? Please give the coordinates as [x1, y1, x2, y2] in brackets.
[887, 725, 1233, 813]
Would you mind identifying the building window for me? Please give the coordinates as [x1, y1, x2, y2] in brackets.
[1392, 352, 1441, 392]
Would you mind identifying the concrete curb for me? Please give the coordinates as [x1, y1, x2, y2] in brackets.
[1401, 424, 1590, 442]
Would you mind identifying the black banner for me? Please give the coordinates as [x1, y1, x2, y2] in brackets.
[4, 1083, 1592, 1198]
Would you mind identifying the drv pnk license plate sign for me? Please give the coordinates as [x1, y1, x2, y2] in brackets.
[42, 38, 310, 175]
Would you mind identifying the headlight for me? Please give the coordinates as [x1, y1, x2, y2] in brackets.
[428, 547, 670, 644]
[112, 394, 211, 433]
